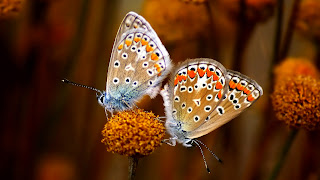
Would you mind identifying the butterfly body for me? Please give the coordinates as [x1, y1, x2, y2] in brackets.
[161, 58, 263, 147]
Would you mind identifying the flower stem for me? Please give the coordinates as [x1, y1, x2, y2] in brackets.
[128, 156, 139, 180]
[268, 129, 298, 180]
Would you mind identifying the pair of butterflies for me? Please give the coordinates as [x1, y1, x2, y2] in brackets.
[64, 11, 263, 168]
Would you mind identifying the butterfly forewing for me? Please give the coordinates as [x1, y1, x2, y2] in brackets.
[170, 59, 228, 132]
[107, 12, 171, 102]
[186, 70, 263, 139]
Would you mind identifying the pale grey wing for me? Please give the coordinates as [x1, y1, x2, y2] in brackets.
[106, 12, 171, 101]
[167, 58, 229, 132]
[106, 11, 167, 93]
[186, 70, 263, 139]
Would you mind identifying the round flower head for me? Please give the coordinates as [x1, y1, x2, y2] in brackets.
[272, 75, 320, 130]
[274, 58, 319, 84]
[101, 109, 165, 156]
[296, 0, 320, 41]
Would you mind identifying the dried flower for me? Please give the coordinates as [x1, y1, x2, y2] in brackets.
[272, 75, 320, 131]
[0, 0, 23, 18]
[101, 109, 165, 157]
[274, 58, 319, 83]
[296, 0, 320, 41]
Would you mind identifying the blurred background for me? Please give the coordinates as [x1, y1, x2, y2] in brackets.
[1, 0, 320, 179]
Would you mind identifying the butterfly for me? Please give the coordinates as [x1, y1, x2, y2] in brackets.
[160, 58, 263, 171]
[63, 12, 172, 115]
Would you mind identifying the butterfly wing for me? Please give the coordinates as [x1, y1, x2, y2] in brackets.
[165, 58, 229, 132]
[106, 12, 171, 104]
[186, 70, 263, 139]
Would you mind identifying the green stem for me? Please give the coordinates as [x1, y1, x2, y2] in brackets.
[268, 129, 298, 180]
[128, 156, 139, 180]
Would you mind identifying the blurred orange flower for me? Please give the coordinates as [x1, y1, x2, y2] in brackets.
[274, 57, 319, 83]
[296, 0, 320, 41]
[0, 0, 23, 18]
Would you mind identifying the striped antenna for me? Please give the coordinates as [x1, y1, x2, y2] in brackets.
[62, 78, 102, 94]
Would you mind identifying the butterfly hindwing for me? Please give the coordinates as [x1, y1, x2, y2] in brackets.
[106, 12, 171, 106]
[169, 58, 229, 132]
[186, 70, 263, 139]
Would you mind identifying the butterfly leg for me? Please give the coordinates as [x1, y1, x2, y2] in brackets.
[162, 137, 177, 146]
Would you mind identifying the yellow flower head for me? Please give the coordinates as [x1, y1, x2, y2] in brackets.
[101, 109, 165, 157]
[272, 75, 320, 131]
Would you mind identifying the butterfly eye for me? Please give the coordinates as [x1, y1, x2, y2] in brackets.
[188, 86, 193, 93]
[149, 80, 153, 85]
[229, 93, 235, 100]
[187, 107, 192, 113]
[174, 96, 180, 102]
[205, 116, 210, 121]
[194, 84, 199, 90]
[207, 84, 212, 90]
[193, 115, 200, 122]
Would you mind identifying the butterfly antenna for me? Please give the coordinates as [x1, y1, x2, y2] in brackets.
[62, 78, 102, 94]
[192, 140, 211, 173]
[195, 139, 222, 163]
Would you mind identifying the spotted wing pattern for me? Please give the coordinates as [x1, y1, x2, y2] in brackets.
[106, 12, 172, 101]
[186, 70, 263, 139]
[168, 58, 229, 132]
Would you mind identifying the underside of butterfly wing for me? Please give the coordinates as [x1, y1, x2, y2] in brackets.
[186, 70, 263, 139]
[167, 58, 229, 132]
[105, 12, 171, 110]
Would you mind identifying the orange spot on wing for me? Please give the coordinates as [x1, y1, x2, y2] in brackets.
[206, 68, 214, 78]
[198, 68, 205, 77]
[243, 88, 251, 95]
[236, 84, 245, 91]
[125, 40, 132, 47]
[146, 44, 154, 52]
[134, 37, 141, 43]
[218, 90, 222, 99]
[174, 76, 179, 86]
[247, 94, 255, 102]
[151, 53, 159, 61]
[213, 72, 219, 81]
[118, 44, 123, 50]
[141, 39, 148, 46]
[178, 75, 187, 82]
[188, 70, 196, 79]
[229, 81, 237, 89]
[216, 81, 223, 89]
[154, 64, 162, 73]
